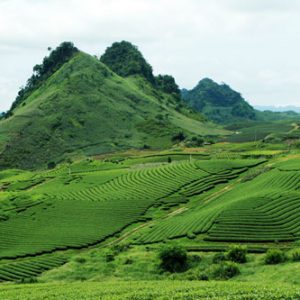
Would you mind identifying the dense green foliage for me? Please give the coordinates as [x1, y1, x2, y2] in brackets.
[265, 249, 287, 265]
[226, 245, 247, 263]
[182, 78, 256, 124]
[155, 74, 180, 96]
[100, 41, 155, 84]
[210, 262, 240, 279]
[6, 42, 78, 117]
[158, 244, 188, 272]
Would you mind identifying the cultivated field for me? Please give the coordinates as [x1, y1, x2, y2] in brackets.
[1, 150, 300, 289]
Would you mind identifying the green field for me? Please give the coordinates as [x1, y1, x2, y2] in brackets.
[1, 149, 300, 297]
[1, 280, 300, 299]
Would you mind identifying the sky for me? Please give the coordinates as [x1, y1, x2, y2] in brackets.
[0, 0, 300, 112]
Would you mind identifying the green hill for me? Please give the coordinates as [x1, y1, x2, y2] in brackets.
[182, 78, 299, 129]
[182, 78, 256, 124]
[0, 43, 226, 169]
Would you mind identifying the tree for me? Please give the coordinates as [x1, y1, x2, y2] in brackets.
[158, 244, 188, 273]
[172, 132, 186, 142]
[155, 74, 180, 96]
[226, 245, 247, 263]
[47, 161, 56, 169]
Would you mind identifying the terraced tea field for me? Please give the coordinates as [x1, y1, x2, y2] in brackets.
[0, 255, 67, 282]
[0, 158, 259, 259]
[1, 154, 300, 284]
[137, 158, 300, 244]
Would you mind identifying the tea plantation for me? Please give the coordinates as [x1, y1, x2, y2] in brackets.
[1, 152, 300, 297]
[1, 280, 300, 299]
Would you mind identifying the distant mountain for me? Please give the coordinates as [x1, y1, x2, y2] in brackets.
[182, 78, 256, 124]
[255, 105, 300, 113]
[0, 42, 223, 170]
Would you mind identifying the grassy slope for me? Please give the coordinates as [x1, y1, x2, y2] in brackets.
[0, 52, 227, 169]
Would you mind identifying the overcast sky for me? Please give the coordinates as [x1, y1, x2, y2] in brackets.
[0, 0, 300, 112]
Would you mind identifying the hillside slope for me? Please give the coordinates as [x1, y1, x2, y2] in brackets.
[0, 50, 225, 169]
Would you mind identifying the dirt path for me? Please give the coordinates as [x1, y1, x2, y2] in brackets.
[26, 177, 55, 192]
[102, 180, 239, 247]
[103, 222, 153, 247]
[202, 181, 237, 205]
[291, 122, 300, 131]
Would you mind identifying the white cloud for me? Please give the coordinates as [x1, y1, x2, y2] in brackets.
[0, 0, 300, 111]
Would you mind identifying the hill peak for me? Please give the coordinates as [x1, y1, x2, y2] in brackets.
[0, 43, 218, 169]
[100, 41, 155, 84]
[182, 78, 256, 124]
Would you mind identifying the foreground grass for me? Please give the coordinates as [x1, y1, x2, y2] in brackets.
[1, 281, 300, 299]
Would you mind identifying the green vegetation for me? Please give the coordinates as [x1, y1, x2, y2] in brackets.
[182, 78, 256, 124]
[155, 74, 180, 97]
[182, 79, 299, 140]
[5, 42, 78, 118]
[158, 244, 188, 272]
[210, 262, 240, 280]
[226, 245, 247, 263]
[1, 40, 300, 298]
[100, 40, 155, 84]
[0, 255, 67, 282]
[1, 281, 300, 299]
[0, 42, 221, 170]
[265, 249, 287, 265]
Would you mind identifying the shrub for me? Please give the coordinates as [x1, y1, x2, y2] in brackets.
[188, 254, 201, 267]
[159, 244, 188, 273]
[291, 250, 300, 262]
[265, 249, 287, 265]
[105, 252, 115, 262]
[112, 243, 130, 254]
[123, 258, 134, 265]
[186, 136, 204, 147]
[211, 262, 240, 280]
[74, 256, 86, 264]
[17, 277, 38, 284]
[47, 161, 56, 169]
[226, 245, 247, 263]
[171, 132, 186, 142]
[198, 272, 209, 281]
[213, 252, 227, 264]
